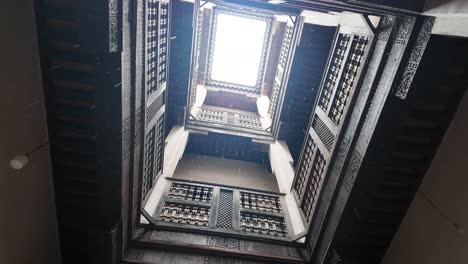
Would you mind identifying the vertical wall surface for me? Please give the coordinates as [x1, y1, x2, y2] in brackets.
[0, 1, 61, 264]
[424, 0, 468, 13]
[423, 0, 468, 37]
[382, 92, 468, 264]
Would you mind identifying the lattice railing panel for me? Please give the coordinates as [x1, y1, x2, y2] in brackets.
[268, 24, 294, 118]
[196, 108, 265, 131]
[142, 126, 156, 201]
[168, 183, 213, 203]
[146, 94, 164, 125]
[158, 1, 169, 87]
[301, 150, 326, 222]
[312, 114, 334, 152]
[146, 0, 169, 97]
[268, 80, 280, 118]
[293, 135, 316, 197]
[189, 9, 204, 110]
[159, 202, 210, 226]
[153, 114, 165, 181]
[292, 28, 370, 226]
[318, 33, 351, 112]
[146, 0, 159, 96]
[240, 192, 282, 213]
[156, 181, 289, 239]
[238, 114, 262, 130]
[278, 24, 293, 70]
[240, 212, 288, 237]
[197, 108, 224, 123]
[216, 190, 233, 229]
[329, 35, 369, 125]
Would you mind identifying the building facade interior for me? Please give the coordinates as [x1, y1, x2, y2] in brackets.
[2, 0, 468, 263]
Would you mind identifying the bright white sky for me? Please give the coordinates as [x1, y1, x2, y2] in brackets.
[210, 14, 267, 87]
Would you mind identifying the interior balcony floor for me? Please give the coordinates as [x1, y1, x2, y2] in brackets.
[172, 153, 280, 193]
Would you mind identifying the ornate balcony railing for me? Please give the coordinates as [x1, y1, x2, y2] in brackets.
[188, 106, 273, 140]
[148, 180, 291, 241]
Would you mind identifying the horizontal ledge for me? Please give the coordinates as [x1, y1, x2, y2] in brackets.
[140, 221, 296, 244]
[166, 177, 286, 196]
[130, 237, 306, 263]
[163, 197, 212, 207]
[240, 207, 285, 218]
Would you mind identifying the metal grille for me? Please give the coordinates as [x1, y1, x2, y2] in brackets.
[301, 150, 326, 222]
[146, 0, 158, 96]
[240, 192, 282, 213]
[294, 135, 316, 196]
[168, 183, 213, 203]
[159, 202, 210, 226]
[146, 93, 164, 125]
[240, 212, 288, 237]
[312, 114, 334, 152]
[216, 190, 233, 229]
[329, 35, 368, 125]
[158, 1, 169, 87]
[318, 33, 351, 112]
[142, 126, 156, 200]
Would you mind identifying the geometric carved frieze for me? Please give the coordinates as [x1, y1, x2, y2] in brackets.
[206, 235, 241, 250]
[377, 16, 396, 42]
[395, 16, 415, 45]
[395, 17, 434, 100]
[342, 149, 364, 193]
